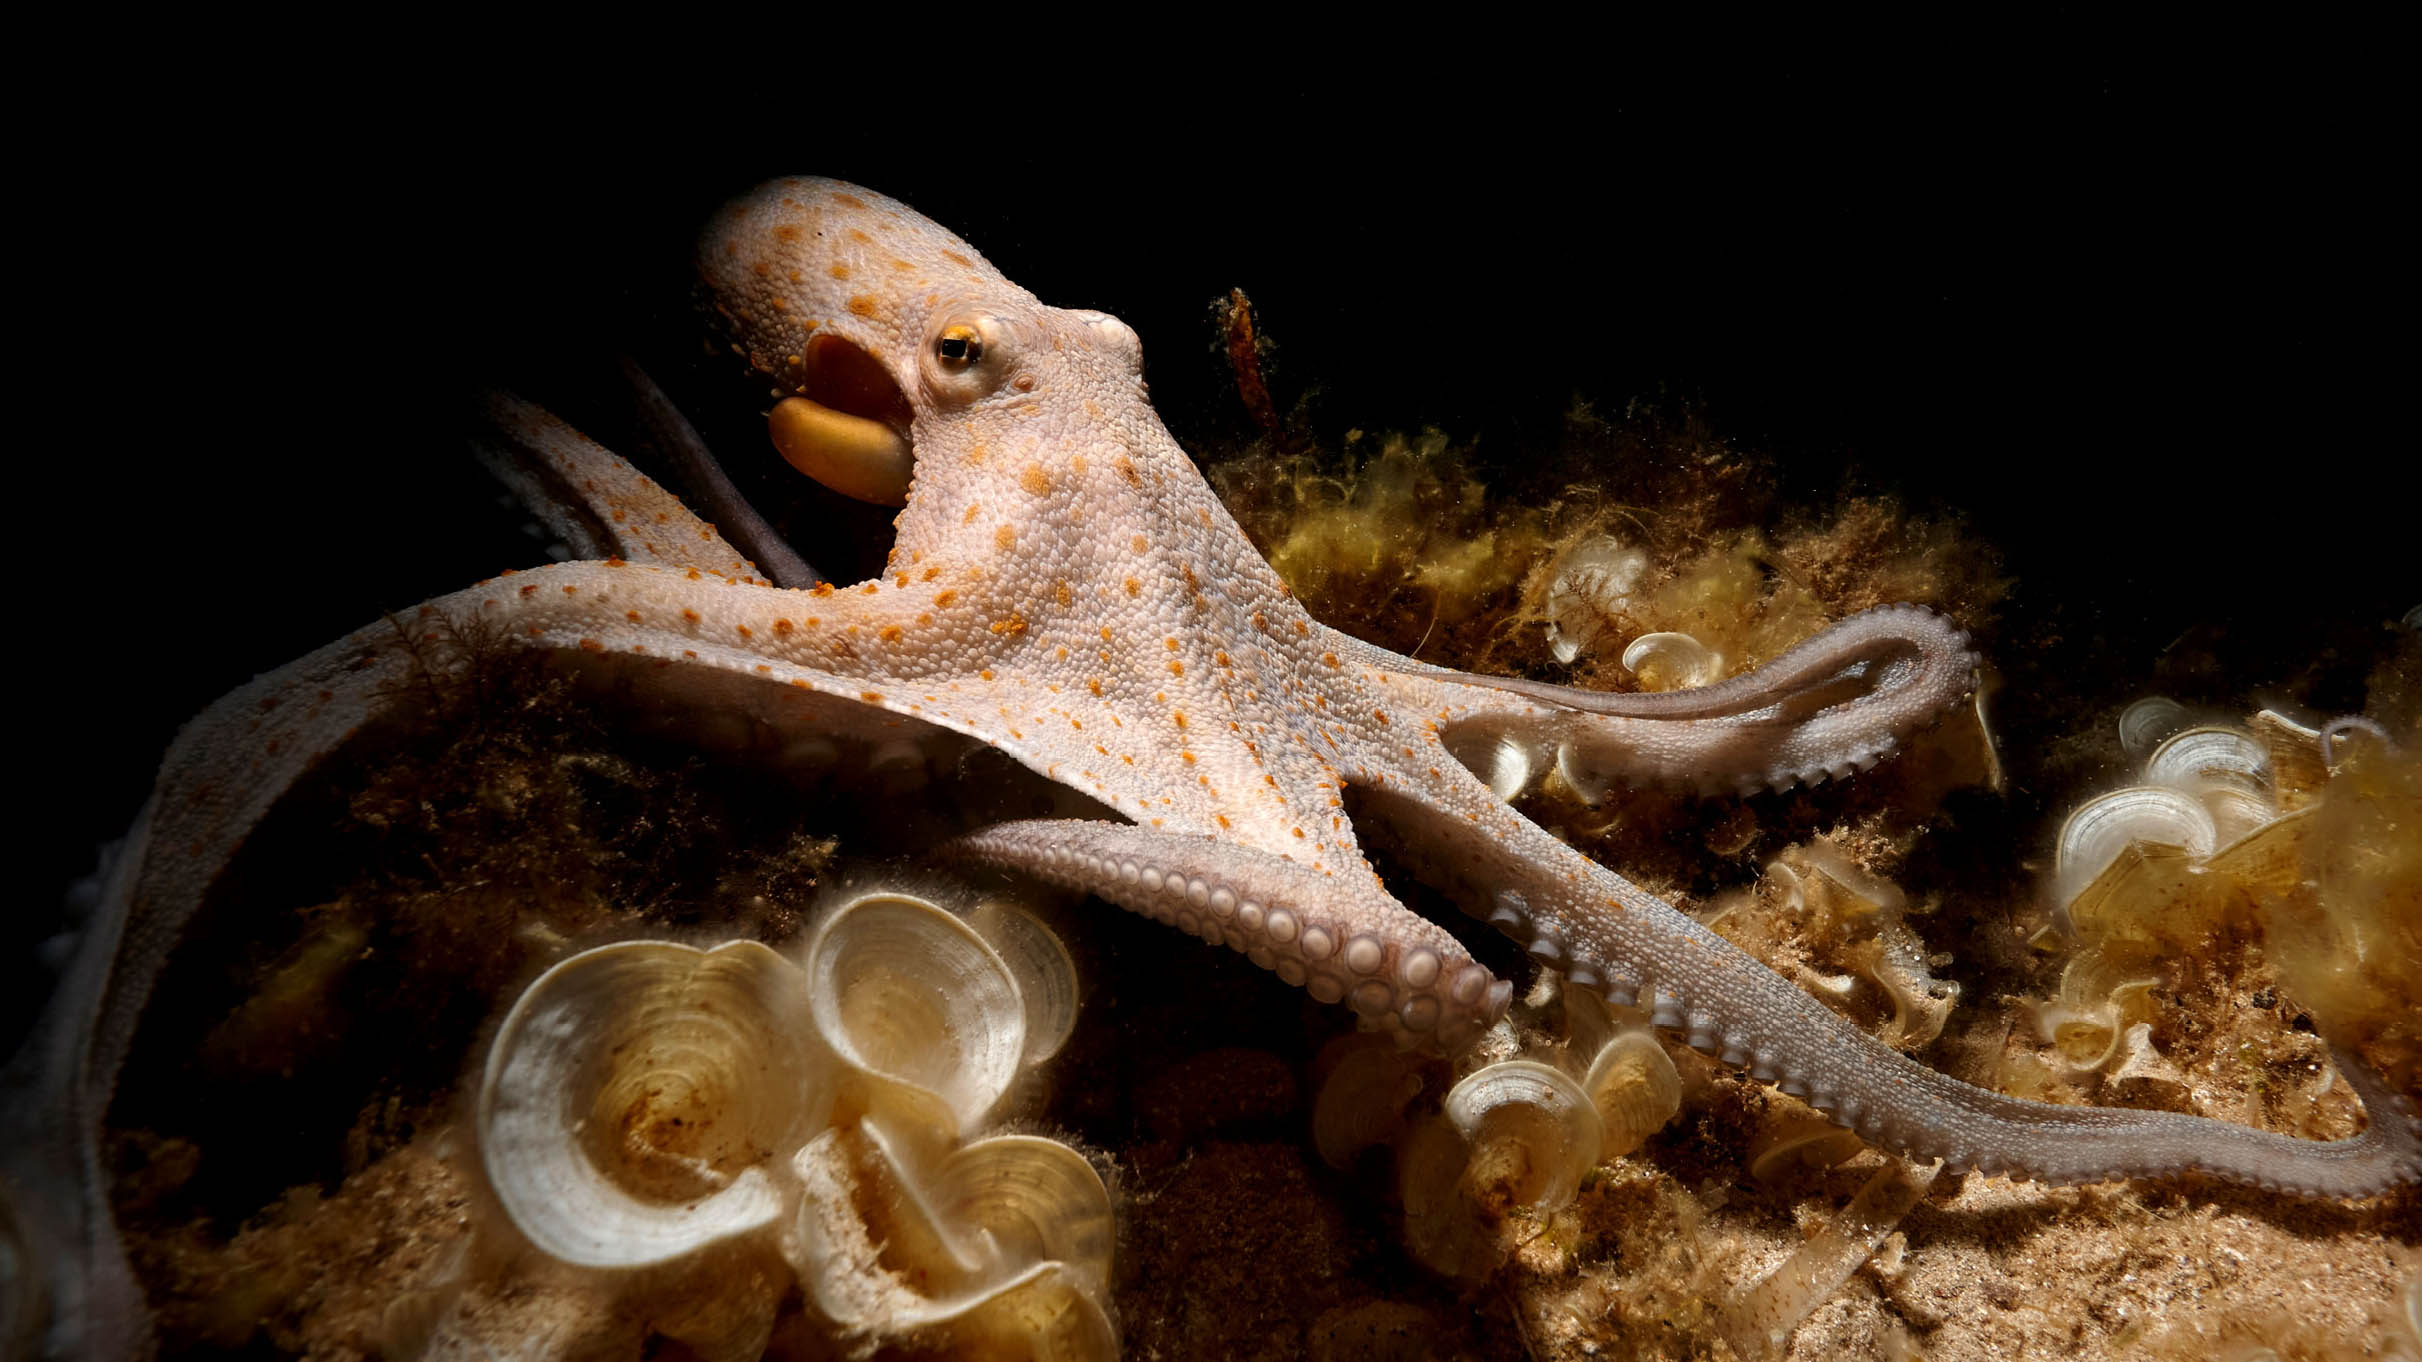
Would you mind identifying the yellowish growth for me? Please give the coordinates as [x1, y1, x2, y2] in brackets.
[1210, 429, 1550, 661]
[196, 910, 369, 1076]
[1629, 529, 1829, 682]
[2023, 709, 2418, 1128]
[1209, 405, 2003, 687]
[1702, 837, 1954, 1053]
[1516, 1170, 1747, 1359]
[2266, 738, 2422, 1083]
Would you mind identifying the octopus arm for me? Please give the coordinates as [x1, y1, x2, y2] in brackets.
[951, 819, 1512, 1048]
[471, 389, 768, 580]
[609, 361, 825, 588]
[0, 602, 444, 1361]
[1399, 605, 1979, 796]
[1354, 774, 2422, 1198]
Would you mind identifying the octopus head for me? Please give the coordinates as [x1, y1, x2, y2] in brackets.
[697, 176, 1151, 511]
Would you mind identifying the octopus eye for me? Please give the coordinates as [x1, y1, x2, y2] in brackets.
[936, 324, 984, 368]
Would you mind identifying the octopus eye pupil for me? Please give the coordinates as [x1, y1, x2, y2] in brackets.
[937, 327, 982, 367]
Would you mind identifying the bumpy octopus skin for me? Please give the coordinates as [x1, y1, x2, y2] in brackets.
[7, 177, 2418, 1359]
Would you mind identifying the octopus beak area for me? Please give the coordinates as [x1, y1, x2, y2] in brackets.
[699, 175, 1007, 508]
[765, 333, 916, 506]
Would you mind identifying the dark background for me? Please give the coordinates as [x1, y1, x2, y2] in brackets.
[20, 59, 2412, 1051]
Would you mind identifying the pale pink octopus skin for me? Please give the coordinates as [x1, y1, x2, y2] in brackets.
[7, 176, 2418, 1360]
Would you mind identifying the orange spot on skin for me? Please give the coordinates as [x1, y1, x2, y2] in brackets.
[848, 294, 879, 317]
[1055, 580, 1071, 607]
[861, 583, 880, 595]
[935, 589, 958, 607]
[923, 566, 942, 581]
[828, 262, 851, 279]
[1020, 464, 1052, 495]
[964, 505, 981, 525]
[1131, 535, 1149, 553]
[1087, 679, 1103, 696]
[981, 668, 996, 680]
[518, 583, 539, 597]
[738, 624, 754, 639]
[682, 609, 702, 624]
[1123, 578, 1141, 596]
[991, 614, 1028, 636]
[860, 691, 883, 703]
[1374, 711, 1388, 725]
[880, 625, 903, 642]
[1114, 454, 1139, 486]
[626, 610, 643, 624]
[775, 619, 794, 634]
[774, 223, 802, 243]
[579, 638, 603, 652]
[1216, 814, 1231, 829]
[814, 582, 836, 597]
[996, 525, 1017, 550]
[1181, 752, 1196, 765]
[1167, 660, 1185, 676]
[1173, 713, 1188, 730]
[1323, 652, 1339, 667]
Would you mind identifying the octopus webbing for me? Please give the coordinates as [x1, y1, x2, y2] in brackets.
[6, 175, 2418, 1359]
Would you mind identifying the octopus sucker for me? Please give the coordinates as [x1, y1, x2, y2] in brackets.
[6, 174, 2416, 1359]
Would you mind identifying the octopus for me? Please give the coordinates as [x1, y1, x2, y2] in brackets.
[6, 175, 2417, 1360]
